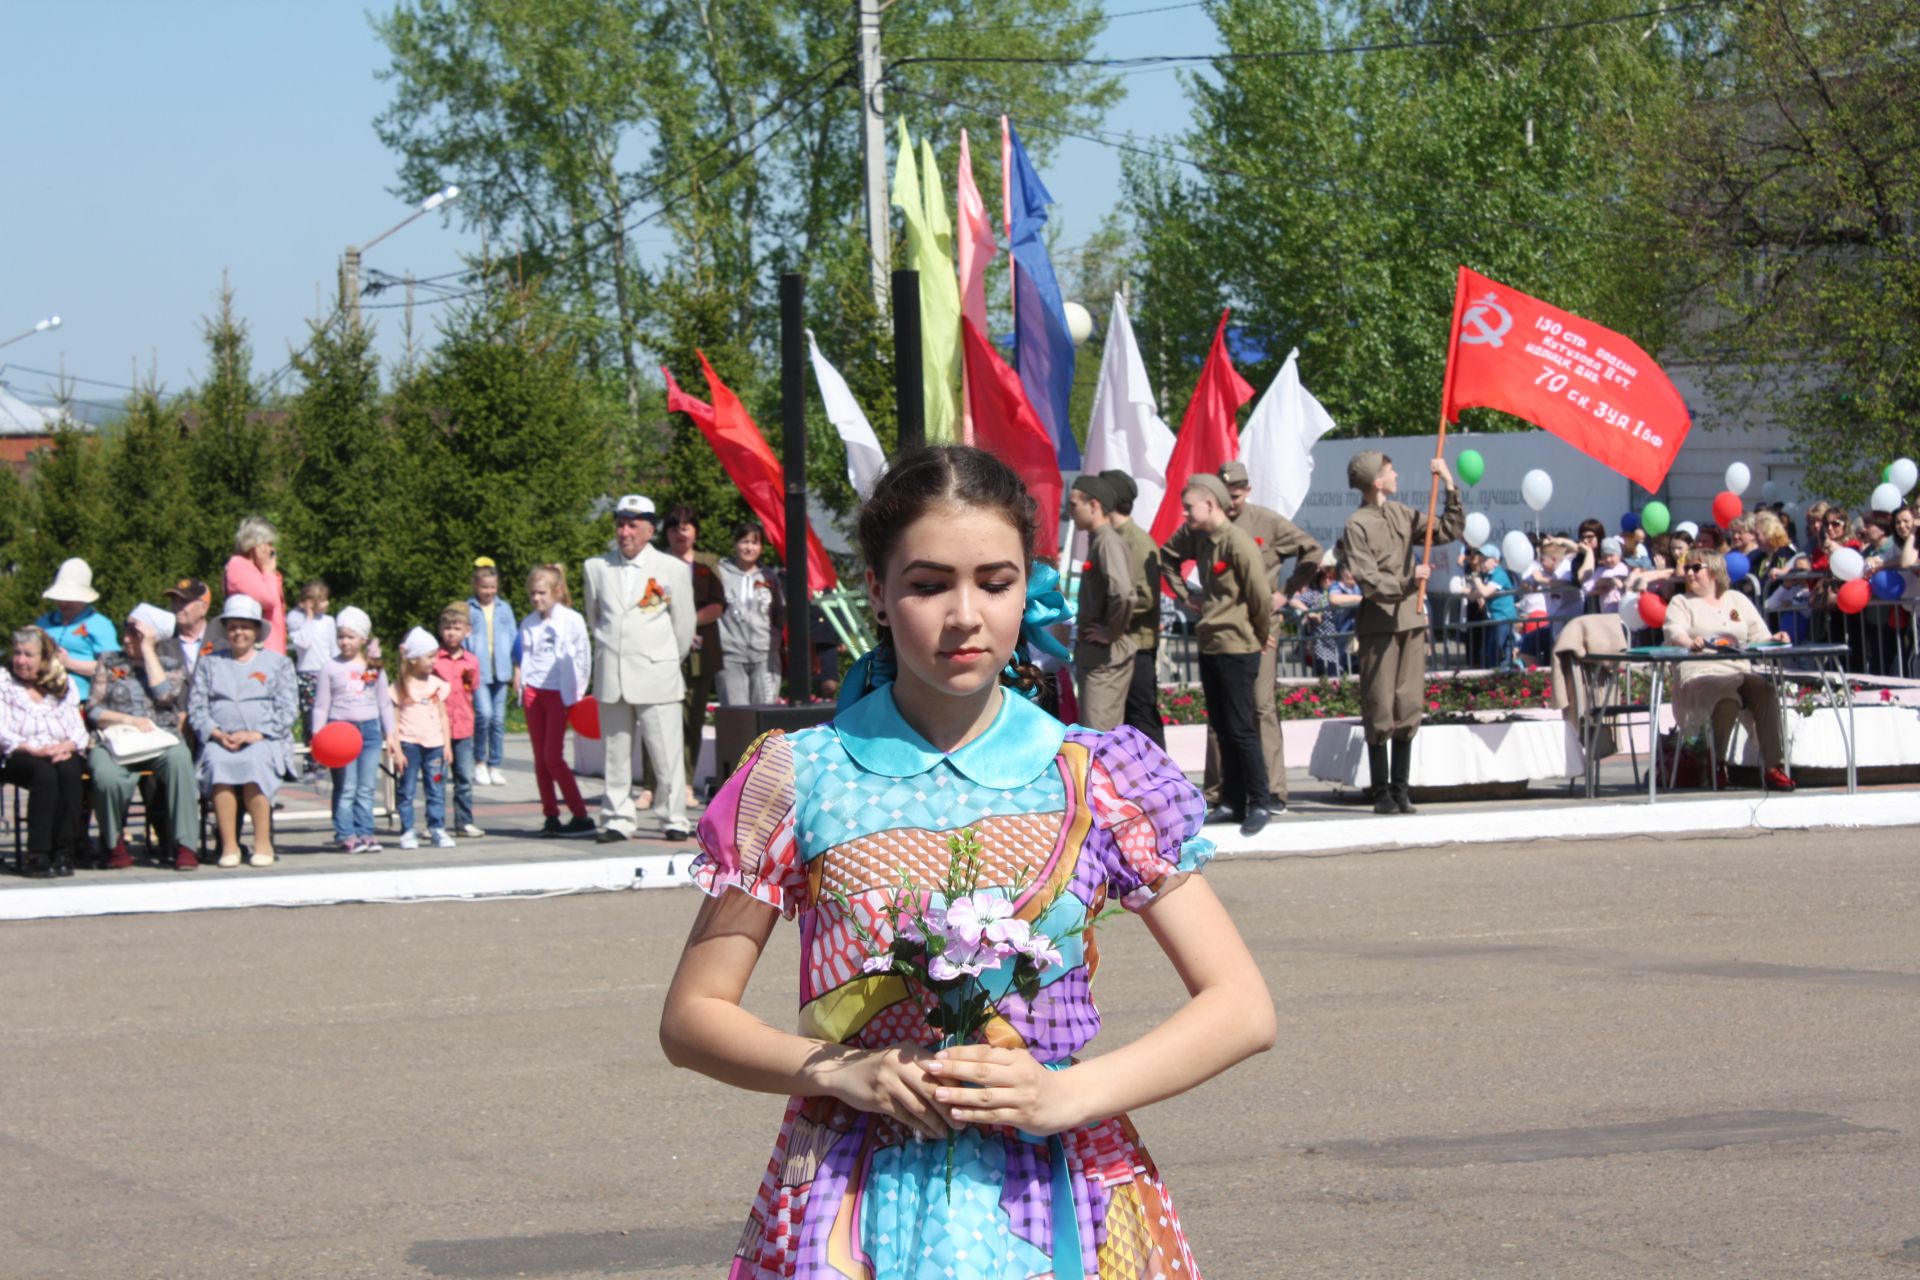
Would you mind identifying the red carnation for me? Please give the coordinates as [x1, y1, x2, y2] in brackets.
[1211, 560, 1229, 575]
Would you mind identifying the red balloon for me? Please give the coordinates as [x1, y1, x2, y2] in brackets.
[568, 696, 602, 739]
[1837, 578, 1871, 615]
[1712, 491, 1743, 528]
[1637, 591, 1668, 628]
[309, 721, 364, 769]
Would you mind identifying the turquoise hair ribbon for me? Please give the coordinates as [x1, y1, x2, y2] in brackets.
[1019, 563, 1073, 663]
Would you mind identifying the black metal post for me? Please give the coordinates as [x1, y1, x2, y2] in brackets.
[780, 272, 811, 704]
[892, 269, 924, 452]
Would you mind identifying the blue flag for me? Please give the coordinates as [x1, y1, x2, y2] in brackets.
[1005, 122, 1080, 468]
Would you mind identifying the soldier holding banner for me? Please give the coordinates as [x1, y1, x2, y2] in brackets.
[1337, 450, 1463, 815]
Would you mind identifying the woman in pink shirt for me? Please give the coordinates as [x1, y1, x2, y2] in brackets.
[223, 516, 289, 655]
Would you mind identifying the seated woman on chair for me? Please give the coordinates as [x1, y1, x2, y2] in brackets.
[0, 626, 89, 878]
[1662, 549, 1796, 792]
[87, 602, 202, 872]
[188, 595, 297, 868]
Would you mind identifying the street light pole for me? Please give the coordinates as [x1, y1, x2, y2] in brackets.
[0, 315, 62, 352]
[340, 186, 461, 329]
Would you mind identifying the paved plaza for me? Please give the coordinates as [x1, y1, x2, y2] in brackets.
[5, 823, 1918, 1278]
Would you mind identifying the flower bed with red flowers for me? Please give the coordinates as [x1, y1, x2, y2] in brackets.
[1159, 671, 1565, 726]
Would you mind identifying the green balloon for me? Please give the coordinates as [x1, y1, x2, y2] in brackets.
[1641, 501, 1671, 536]
[1886, 464, 1895, 483]
[1457, 449, 1486, 485]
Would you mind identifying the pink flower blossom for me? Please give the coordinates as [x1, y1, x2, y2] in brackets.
[943, 893, 1011, 948]
[862, 953, 894, 974]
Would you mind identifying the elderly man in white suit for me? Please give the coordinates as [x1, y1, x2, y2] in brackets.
[584, 494, 695, 841]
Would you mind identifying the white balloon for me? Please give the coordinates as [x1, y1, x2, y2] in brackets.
[1892, 457, 1919, 496]
[1521, 469, 1553, 512]
[1062, 301, 1094, 346]
[1723, 462, 1751, 496]
[1871, 482, 1902, 514]
[1447, 574, 1468, 596]
[1463, 512, 1491, 546]
[1502, 529, 1534, 576]
[1760, 479, 1779, 502]
[1830, 547, 1865, 582]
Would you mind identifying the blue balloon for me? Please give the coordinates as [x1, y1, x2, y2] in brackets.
[1871, 568, 1906, 601]
[1723, 551, 1751, 583]
[1619, 511, 1641, 534]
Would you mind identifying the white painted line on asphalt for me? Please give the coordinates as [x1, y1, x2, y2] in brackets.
[1210, 791, 1920, 857]
[0, 853, 695, 922]
[7, 792, 1914, 922]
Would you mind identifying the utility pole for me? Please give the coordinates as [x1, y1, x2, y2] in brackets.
[857, 0, 890, 316]
[339, 247, 363, 329]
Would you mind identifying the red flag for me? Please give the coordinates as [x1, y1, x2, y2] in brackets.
[663, 358, 838, 591]
[960, 317, 1062, 558]
[1148, 310, 1255, 544]
[1441, 266, 1691, 492]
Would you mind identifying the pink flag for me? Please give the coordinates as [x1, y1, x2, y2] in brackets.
[956, 128, 997, 446]
[999, 116, 1015, 312]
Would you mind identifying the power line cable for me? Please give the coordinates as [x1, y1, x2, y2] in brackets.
[885, 2, 1728, 73]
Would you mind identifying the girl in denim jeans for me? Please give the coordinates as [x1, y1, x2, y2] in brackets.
[392, 628, 455, 849]
[311, 606, 396, 852]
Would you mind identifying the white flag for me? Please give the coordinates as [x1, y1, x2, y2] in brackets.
[1081, 293, 1175, 533]
[1240, 347, 1337, 520]
[807, 330, 886, 501]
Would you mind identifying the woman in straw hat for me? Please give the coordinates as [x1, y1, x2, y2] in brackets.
[188, 595, 298, 867]
[35, 558, 120, 702]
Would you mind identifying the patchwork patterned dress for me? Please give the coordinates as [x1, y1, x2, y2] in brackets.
[692, 685, 1214, 1280]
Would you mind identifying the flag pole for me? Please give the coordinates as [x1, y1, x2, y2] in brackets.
[1419, 268, 1469, 617]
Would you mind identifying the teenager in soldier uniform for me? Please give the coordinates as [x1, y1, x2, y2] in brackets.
[1099, 469, 1167, 749]
[1335, 450, 1463, 814]
[1068, 474, 1135, 732]
[1160, 474, 1275, 836]
[1205, 460, 1323, 816]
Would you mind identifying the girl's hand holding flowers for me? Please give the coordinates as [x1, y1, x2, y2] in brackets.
[821, 1043, 953, 1142]
[926, 1044, 1082, 1136]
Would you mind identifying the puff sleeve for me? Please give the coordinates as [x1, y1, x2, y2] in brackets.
[692, 729, 809, 918]
[1082, 726, 1214, 911]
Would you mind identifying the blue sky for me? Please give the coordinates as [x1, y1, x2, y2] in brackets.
[1, 2, 1215, 414]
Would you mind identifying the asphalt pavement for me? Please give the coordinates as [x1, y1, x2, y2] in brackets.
[4, 825, 1918, 1279]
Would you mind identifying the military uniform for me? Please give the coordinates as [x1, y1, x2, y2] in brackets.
[1160, 476, 1273, 820]
[1336, 450, 1464, 812]
[1115, 517, 1166, 747]
[1204, 465, 1324, 807]
[1074, 521, 1136, 730]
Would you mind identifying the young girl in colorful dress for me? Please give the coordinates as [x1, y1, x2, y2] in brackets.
[661, 446, 1275, 1280]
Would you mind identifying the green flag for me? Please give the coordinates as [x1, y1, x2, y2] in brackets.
[891, 120, 960, 444]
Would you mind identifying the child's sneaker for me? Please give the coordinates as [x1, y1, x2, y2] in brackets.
[430, 828, 456, 849]
[360, 837, 383, 853]
[337, 836, 362, 853]
[459, 823, 486, 838]
[399, 831, 420, 850]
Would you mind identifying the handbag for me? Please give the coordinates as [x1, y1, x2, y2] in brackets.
[101, 723, 181, 766]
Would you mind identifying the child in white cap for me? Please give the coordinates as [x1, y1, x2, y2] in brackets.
[392, 626, 455, 849]
[311, 607, 395, 852]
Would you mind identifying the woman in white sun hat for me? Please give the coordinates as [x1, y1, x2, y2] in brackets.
[35, 558, 119, 702]
[187, 595, 298, 867]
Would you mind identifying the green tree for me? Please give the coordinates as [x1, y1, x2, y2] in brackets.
[1635, 0, 1920, 498]
[19, 426, 115, 623]
[100, 386, 200, 612]
[281, 319, 399, 631]
[1128, 0, 1707, 437]
[183, 277, 283, 574]
[386, 280, 622, 626]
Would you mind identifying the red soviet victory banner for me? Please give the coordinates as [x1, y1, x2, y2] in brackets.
[1440, 266, 1691, 492]
[1148, 310, 1255, 545]
[663, 358, 839, 591]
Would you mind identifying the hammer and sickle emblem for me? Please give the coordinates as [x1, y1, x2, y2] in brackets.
[1460, 292, 1512, 347]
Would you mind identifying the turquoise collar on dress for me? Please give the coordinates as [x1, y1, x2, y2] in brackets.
[834, 683, 1066, 787]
